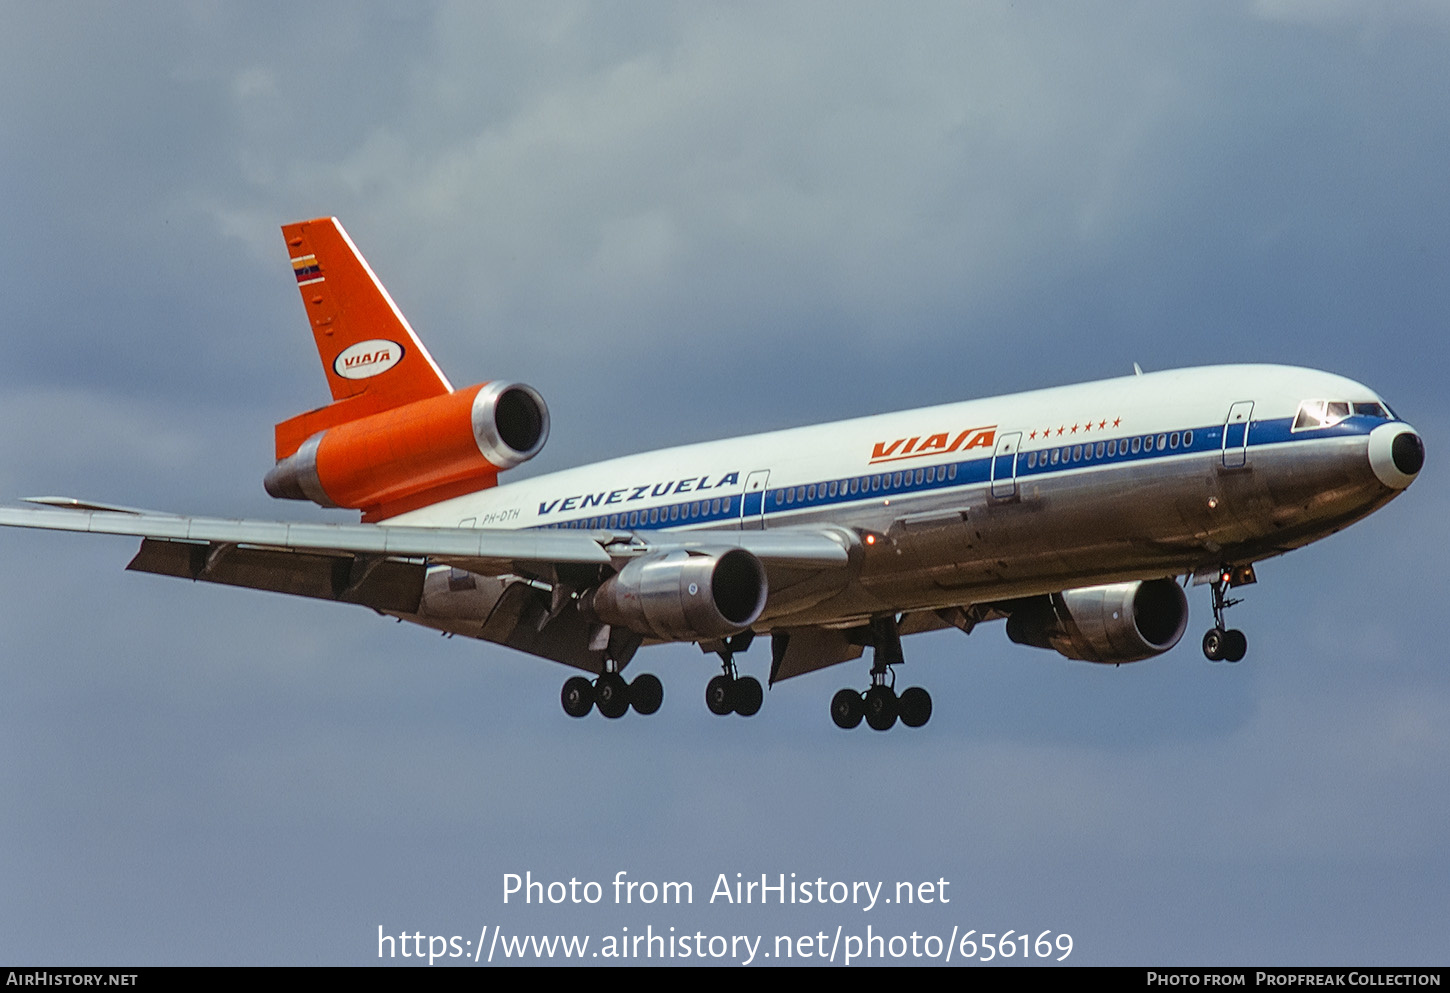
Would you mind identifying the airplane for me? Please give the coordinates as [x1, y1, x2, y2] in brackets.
[0, 218, 1425, 730]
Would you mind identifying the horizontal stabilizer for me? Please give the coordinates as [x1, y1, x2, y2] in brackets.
[22, 496, 173, 516]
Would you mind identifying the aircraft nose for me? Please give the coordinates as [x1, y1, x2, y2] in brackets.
[1368, 422, 1424, 489]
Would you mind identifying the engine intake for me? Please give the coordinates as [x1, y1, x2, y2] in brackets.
[587, 548, 767, 642]
[1005, 578, 1188, 664]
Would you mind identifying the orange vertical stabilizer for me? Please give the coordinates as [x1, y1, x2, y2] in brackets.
[275, 217, 454, 459]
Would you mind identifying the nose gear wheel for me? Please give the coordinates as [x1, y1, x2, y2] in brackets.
[1202, 568, 1250, 663]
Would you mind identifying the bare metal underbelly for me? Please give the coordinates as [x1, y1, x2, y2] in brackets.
[758, 437, 1383, 628]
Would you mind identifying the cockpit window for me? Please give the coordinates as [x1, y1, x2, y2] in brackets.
[1294, 399, 1393, 431]
[1293, 400, 1349, 431]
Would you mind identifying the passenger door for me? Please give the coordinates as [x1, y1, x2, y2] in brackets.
[991, 432, 1022, 499]
[1221, 402, 1254, 468]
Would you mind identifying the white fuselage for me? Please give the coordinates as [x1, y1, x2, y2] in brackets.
[392, 364, 1414, 630]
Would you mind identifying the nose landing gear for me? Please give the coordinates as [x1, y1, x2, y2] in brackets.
[1202, 566, 1252, 663]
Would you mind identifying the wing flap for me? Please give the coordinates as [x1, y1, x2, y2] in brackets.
[128, 538, 425, 613]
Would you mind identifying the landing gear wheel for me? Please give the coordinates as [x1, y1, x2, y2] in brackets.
[561, 676, 595, 718]
[630, 673, 663, 715]
[595, 673, 630, 718]
[864, 685, 898, 731]
[705, 674, 735, 716]
[831, 688, 864, 729]
[733, 676, 763, 717]
[898, 686, 932, 728]
[1203, 628, 1226, 662]
[1222, 629, 1247, 663]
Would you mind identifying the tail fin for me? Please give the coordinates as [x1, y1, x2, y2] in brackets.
[275, 217, 453, 459]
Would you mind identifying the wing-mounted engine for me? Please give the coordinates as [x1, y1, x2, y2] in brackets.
[583, 548, 768, 641]
[1005, 578, 1188, 664]
[264, 380, 549, 520]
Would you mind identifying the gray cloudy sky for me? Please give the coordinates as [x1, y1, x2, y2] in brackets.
[2, 1, 1447, 966]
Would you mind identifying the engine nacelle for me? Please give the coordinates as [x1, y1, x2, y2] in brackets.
[1005, 578, 1188, 664]
[265, 380, 549, 520]
[587, 548, 767, 642]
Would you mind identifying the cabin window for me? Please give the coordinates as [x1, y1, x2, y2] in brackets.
[807, 484, 816, 501]
[1183, 430, 1193, 447]
[1169, 432, 1179, 449]
[948, 464, 957, 480]
[1071, 445, 1081, 462]
[850, 478, 860, 494]
[828, 481, 838, 497]
[796, 486, 806, 502]
[649, 508, 659, 524]
[722, 497, 731, 513]
[784, 489, 794, 505]
[1131, 437, 1142, 454]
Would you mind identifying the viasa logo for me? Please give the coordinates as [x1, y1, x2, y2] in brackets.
[869, 426, 996, 464]
[333, 339, 404, 380]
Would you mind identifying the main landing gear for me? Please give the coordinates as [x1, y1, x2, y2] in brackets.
[704, 633, 763, 717]
[1202, 566, 1252, 663]
[561, 668, 663, 718]
[831, 615, 932, 731]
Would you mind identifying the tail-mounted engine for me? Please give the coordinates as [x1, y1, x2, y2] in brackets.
[585, 548, 768, 642]
[265, 380, 549, 521]
[1005, 578, 1188, 664]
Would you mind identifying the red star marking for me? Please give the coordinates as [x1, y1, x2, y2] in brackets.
[1112, 417, 1121, 427]
[1056, 426, 1065, 436]
[1098, 419, 1107, 429]
[1083, 420, 1092, 432]
[1070, 424, 1079, 434]
[1029, 430, 1037, 439]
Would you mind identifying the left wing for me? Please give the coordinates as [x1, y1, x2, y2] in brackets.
[0, 499, 853, 620]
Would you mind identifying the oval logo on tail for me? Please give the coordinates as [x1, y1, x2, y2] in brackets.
[334, 339, 405, 380]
